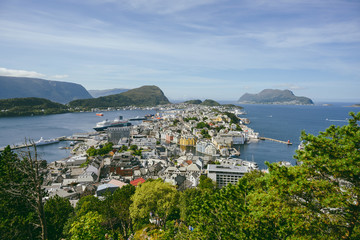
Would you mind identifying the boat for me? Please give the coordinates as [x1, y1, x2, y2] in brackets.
[35, 137, 59, 146]
[96, 113, 104, 116]
[93, 116, 132, 131]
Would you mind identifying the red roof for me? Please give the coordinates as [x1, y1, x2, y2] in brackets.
[130, 177, 146, 186]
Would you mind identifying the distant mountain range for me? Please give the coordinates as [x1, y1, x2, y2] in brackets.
[69, 85, 170, 108]
[238, 89, 314, 105]
[0, 76, 92, 104]
[88, 88, 130, 98]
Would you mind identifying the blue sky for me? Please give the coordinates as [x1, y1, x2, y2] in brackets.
[0, 0, 359, 102]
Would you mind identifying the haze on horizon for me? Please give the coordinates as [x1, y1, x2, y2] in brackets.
[0, 0, 359, 102]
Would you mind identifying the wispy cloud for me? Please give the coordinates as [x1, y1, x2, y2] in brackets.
[88, 0, 219, 14]
[51, 74, 69, 79]
[245, 22, 360, 48]
[0, 67, 45, 78]
[0, 67, 69, 80]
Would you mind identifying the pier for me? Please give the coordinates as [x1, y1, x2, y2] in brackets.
[259, 137, 292, 145]
[0, 136, 86, 152]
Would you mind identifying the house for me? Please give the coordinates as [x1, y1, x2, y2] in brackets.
[77, 172, 98, 183]
[96, 183, 119, 196]
[180, 135, 196, 146]
[130, 177, 146, 186]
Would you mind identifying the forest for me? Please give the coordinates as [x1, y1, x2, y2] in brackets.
[0, 112, 359, 240]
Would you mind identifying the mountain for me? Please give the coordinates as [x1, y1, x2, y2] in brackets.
[238, 89, 314, 105]
[200, 99, 221, 106]
[0, 76, 92, 104]
[69, 85, 170, 108]
[88, 88, 130, 98]
[184, 99, 202, 104]
[0, 97, 69, 117]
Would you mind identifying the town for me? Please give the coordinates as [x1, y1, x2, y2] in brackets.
[44, 103, 262, 202]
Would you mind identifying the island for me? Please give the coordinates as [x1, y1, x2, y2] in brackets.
[238, 89, 314, 105]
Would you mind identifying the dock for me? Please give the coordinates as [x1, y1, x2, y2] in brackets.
[0, 136, 86, 152]
[259, 137, 292, 145]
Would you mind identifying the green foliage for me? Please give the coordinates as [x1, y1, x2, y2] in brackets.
[45, 195, 74, 240]
[172, 119, 180, 126]
[198, 175, 216, 191]
[130, 179, 179, 228]
[66, 185, 136, 239]
[86, 142, 113, 157]
[101, 185, 136, 238]
[183, 116, 198, 122]
[196, 122, 210, 129]
[200, 99, 221, 106]
[129, 145, 138, 151]
[224, 111, 240, 124]
[119, 145, 128, 152]
[0, 146, 39, 239]
[184, 99, 202, 105]
[0, 97, 70, 117]
[200, 129, 211, 139]
[69, 211, 107, 240]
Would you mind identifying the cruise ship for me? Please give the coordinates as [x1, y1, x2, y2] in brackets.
[93, 116, 132, 131]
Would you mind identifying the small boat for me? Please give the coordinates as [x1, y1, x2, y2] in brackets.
[96, 113, 104, 116]
[35, 137, 59, 146]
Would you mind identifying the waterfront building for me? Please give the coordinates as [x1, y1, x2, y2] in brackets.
[207, 164, 249, 188]
[107, 126, 131, 144]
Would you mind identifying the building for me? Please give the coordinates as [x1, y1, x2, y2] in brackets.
[207, 164, 249, 188]
[180, 135, 196, 146]
[107, 126, 131, 144]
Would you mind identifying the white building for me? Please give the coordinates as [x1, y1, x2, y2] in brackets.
[207, 164, 249, 188]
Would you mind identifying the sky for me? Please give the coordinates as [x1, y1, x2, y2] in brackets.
[0, 0, 359, 102]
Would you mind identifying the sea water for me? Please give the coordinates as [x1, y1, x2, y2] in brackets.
[0, 109, 156, 162]
[236, 102, 358, 168]
[0, 104, 358, 168]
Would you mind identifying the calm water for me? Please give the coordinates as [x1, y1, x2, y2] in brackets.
[237, 103, 359, 168]
[0, 110, 156, 162]
[0, 104, 358, 168]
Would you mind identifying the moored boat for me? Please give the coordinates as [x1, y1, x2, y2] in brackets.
[35, 137, 59, 146]
[93, 116, 132, 131]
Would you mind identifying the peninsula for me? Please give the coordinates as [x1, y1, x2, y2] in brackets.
[238, 89, 314, 105]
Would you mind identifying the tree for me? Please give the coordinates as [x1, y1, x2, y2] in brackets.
[0, 143, 48, 240]
[0, 146, 39, 239]
[198, 175, 216, 190]
[130, 179, 179, 228]
[101, 185, 136, 239]
[69, 211, 107, 240]
[44, 195, 74, 240]
[292, 112, 360, 239]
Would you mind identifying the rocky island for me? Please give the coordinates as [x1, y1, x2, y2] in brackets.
[238, 89, 314, 105]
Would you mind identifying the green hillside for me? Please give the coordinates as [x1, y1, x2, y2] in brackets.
[0, 97, 69, 117]
[69, 85, 170, 108]
[200, 99, 221, 106]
